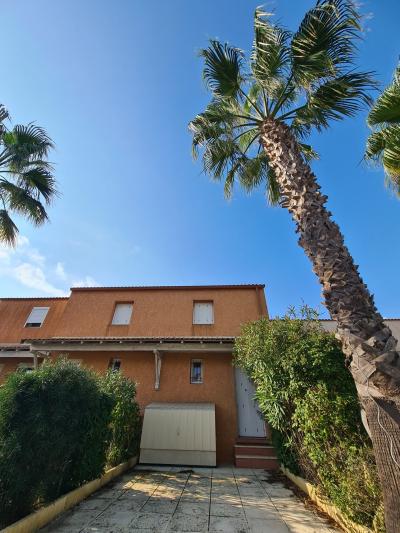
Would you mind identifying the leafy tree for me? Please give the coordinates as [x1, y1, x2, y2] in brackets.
[190, 2, 400, 530]
[0, 104, 57, 245]
[366, 62, 400, 192]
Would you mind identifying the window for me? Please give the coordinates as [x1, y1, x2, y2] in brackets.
[111, 303, 133, 325]
[193, 302, 214, 325]
[109, 358, 121, 372]
[25, 307, 49, 328]
[190, 359, 203, 384]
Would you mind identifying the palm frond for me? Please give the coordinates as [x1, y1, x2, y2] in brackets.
[365, 125, 400, 188]
[190, 115, 226, 159]
[0, 180, 48, 225]
[368, 64, 400, 127]
[237, 153, 281, 206]
[365, 130, 385, 161]
[291, 0, 361, 87]
[291, 72, 375, 131]
[0, 105, 10, 127]
[0, 208, 18, 246]
[252, 9, 291, 96]
[237, 127, 259, 152]
[223, 160, 242, 199]
[243, 83, 263, 115]
[17, 167, 58, 204]
[190, 97, 259, 160]
[222, 152, 280, 205]
[266, 166, 280, 204]
[200, 40, 244, 98]
[237, 154, 267, 192]
[0, 105, 10, 138]
[203, 138, 238, 180]
[1, 123, 54, 171]
[298, 143, 319, 161]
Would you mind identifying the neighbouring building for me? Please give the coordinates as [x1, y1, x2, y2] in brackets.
[0, 284, 271, 466]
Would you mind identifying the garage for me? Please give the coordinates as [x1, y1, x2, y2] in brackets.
[139, 402, 216, 466]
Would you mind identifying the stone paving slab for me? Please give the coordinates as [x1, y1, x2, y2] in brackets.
[41, 467, 340, 533]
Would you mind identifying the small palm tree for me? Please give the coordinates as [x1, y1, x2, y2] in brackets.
[190, 2, 400, 530]
[366, 62, 400, 192]
[0, 104, 57, 246]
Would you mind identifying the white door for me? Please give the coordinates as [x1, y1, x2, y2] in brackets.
[235, 368, 266, 437]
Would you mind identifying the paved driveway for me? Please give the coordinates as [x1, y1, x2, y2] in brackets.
[42, 466, 339, 533]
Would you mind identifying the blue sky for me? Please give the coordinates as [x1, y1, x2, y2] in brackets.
[0, 0, 399, 318]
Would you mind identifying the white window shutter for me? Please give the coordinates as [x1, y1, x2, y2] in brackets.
[193, 302, 214, 324]
[25, 307, 49, 327]
[112, 303, 133, 325]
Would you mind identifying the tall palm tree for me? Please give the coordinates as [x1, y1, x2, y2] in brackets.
[0, 104, 57, 246]
[366, 62, 400, 192]
[189, 1, 400, 530]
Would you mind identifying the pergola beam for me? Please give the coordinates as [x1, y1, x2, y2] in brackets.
[28, 342, 233, 353]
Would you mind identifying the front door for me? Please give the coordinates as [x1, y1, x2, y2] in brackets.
[235, 367, 266, 437]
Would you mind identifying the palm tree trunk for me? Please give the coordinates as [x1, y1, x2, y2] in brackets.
[363, 398, 400, 532]
[260, 118, 400, 531]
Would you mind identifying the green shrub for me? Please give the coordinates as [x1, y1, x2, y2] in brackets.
[271, 428, 301, 475]
[0, 359, 112, 528]
[234, 306, 384, 531]
[293, 384, 383, 528]
[99, 370, 141, 467]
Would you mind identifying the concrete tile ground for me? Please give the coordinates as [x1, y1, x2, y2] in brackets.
[41, 466, 340, 533]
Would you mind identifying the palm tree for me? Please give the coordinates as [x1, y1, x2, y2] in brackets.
[366, 62, 400, 192]
[0, 104, 57, 246]
[189, 1, 400, 530]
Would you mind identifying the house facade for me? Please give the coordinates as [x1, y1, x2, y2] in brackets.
[0, 284, 268, 465]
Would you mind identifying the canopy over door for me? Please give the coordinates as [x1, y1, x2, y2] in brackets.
[140, 402, 216, 466]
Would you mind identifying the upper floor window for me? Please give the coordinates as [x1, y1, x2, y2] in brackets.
[111, 303, 133, 325]
[193, 302, 214, 325]
[25, 307, 49, 328]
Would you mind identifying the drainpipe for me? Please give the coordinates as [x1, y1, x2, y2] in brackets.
[154, 349, 162, 390]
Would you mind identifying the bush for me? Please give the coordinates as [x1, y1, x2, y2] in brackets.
[0, 359, 142, 528]
[234, 306, 384, 531]
[293, 383, 384, 527]
[0, 359, 112, 527]
[100, 370, 141, 467]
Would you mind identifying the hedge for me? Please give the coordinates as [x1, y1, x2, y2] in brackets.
[0, 358, 141, 528]
[234, 306, 385, 532]
[100, 369, 141, 467]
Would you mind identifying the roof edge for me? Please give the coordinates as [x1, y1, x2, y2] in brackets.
[70, 284, 265, 292]
[0, 297, 69, 301]
[26, 336, 235, 344]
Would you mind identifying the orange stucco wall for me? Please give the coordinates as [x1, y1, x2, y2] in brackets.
[0, 286, 267, 342]
[54, 287, 267, 338]
[0, 358, 28, 381]
[47, 350, 237, 464]
[0, 285, 267, 464]
[0, 298, 68, 343]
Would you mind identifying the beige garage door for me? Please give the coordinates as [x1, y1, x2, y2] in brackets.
[140, 403, 216, 466]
